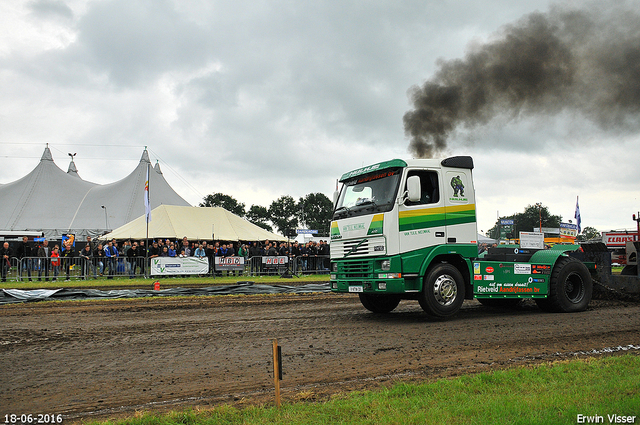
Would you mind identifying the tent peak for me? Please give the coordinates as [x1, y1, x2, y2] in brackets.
[154, 160, 162, 174]
[41, 146, 53, 162]
[67, 160, 80, 178]
[140, 149, 150, 164]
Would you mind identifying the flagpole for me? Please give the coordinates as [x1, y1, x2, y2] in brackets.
[145, 151, 150, 279]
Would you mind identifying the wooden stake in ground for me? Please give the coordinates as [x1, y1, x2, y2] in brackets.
[272, 338, 282, 407]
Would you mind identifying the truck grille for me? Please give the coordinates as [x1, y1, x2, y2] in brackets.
[330, 236, 385, 258]
[342, 260, 373, 278]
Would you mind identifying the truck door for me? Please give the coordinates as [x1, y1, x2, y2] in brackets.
[398, 169, 446, 254]
[444, 170, 477, 244]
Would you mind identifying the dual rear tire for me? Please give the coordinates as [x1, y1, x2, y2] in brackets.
[535, 256, 592, 313]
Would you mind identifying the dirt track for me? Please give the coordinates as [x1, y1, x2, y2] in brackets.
[1, 293, 639, 423]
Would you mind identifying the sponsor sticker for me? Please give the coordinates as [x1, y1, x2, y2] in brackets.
[483, 275, 494, 281]
[485, 266, 494, 274]
[474, 275, 482, 280]
[532, 264, 551, 274]
[514, 264, 531, 275]
[473, 263, 481, 274]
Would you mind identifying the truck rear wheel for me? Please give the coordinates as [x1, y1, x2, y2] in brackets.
[535, 256, 592, 313]
[418, 263, 465, 318]
[358, 293, 401, 313]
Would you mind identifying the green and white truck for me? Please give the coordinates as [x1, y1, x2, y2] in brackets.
[329, 156, 594, 318]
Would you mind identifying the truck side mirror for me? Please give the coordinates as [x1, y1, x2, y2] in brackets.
[406, 176, 421, 203]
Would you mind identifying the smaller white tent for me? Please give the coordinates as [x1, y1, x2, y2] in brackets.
[478, 233, 498, 244]
[102, 205, 287, 242]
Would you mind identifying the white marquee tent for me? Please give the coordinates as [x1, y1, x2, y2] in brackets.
[102, 205, 287, 242]
[0, 147, 190, 240]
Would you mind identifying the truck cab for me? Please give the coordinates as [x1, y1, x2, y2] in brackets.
[330, 156, 478, 317]
[330, 156, 593, 318]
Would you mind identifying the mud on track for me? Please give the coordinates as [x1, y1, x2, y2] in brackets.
[1, 293, 639, 423]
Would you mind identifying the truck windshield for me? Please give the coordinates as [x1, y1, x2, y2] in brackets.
[333, 168, 402, 219]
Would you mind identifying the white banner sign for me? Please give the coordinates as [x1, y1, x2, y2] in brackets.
[151, 257, 209, 275]
[215, 256, 245, 271]
[519, 231, 545, 249]
[262, 256, 288, 267]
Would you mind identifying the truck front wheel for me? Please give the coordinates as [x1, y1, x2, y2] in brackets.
[418, 263, 465, 319]
[535, 256, 592, 313]
[358, 293, 401, 313]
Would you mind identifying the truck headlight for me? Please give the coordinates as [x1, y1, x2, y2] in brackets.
[331, 262, 337, 272]
[381, 260, 391, 271]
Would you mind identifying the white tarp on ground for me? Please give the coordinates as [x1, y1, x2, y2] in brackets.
[102, 204, 287, 242]
[0, 147, 190, 240]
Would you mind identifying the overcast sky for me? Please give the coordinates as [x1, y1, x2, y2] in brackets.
[1, 0, 639, 235]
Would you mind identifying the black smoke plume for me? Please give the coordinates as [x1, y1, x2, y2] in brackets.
[404, 2, 640, 158]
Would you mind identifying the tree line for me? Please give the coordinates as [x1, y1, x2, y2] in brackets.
[486, 204, 600, 241]
[199, 192, 333, 236]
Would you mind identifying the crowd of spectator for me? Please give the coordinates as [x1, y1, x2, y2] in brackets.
[1, 235, 331, 281]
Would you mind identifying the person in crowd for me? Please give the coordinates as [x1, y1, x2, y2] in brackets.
[138, 240, 146, 276]
[104, 240, 118, 279]
[205, 242, 216, 276]
[300, 242, 309, 271]
[160, 246, 169, 257]
[37, 239, 51, 281]
[95, 243, 105, 276]
[122, 240, 132, 274]
[127, 242, 139, 278]
[318, 240, 330, 271]
[248, 242, 260, 275]
[194, 244, 206, 259]
[148, 241, 160, 259]
[62, 238, 75, 281]
[226, 243, 238, 276]
[0, 241, 11, 282]
[16, 236, 33, 282]
[306, 241, 318, 271]
[85, 236, 98, 277]
[168, 243, 177, 257]
[50, 246, 61, 281]
[16, 236, 33, 281]
[85, 235, 97, 251]
[291, 241, 301, 271]
[180, 237, 190, 256]
[180, 243, 191, 257]
[267, 242, 278, 256]
[79, 243, 94, 279]
[215, 243, 229, 276]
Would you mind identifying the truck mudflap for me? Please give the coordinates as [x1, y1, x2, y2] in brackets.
[577, 242, 640, 296]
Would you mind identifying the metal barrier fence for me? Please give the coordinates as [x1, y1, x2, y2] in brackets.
[1, 255, 331, 282]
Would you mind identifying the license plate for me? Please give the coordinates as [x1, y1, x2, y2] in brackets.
[348, 286, 364, 293]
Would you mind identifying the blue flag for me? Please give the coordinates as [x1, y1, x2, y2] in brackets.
[574, 196, 581, 234]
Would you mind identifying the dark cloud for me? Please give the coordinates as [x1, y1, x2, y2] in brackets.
[404, 1, 640, 158]
[28, 0, 73, 21]
[70, 0, 214, 87]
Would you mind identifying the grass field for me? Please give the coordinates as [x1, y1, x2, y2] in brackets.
[85, 354, 639, 425]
